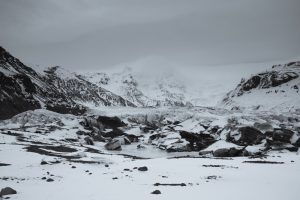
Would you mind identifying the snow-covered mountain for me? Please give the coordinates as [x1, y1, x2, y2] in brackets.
[0, 46, 135, 119]
[80, 67, 198, 107]
[221, 61, 300, 111]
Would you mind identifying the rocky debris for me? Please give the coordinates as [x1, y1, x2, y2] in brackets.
[180, 131, 216, 150]
[97, 116, 126, 129]
[92, 134, 106, 142]
[0, 163, 11, 167]
[213, 147, 248, 157]
[40, 161, 48, 165]
[138, 166, 148, 171]
[166, 142, 191, 152]
[266, 128, 294, 143]
[46, 178, 54, 182]
[253, 122, 273, 132]
[294, 138, 300, 147]
[84, 137, 94, 145]
[154, 183, 186, 186]
[102, 128, 125, 138]
[0, 187, 17, 196]
[105, 139, 122, 150]
[243, 160, 284, 164]
[151, 190, 161, 194]
[228, 127, 265, 146]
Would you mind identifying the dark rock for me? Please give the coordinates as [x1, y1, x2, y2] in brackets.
[0, 187, 17, 196]
[138, 166, 148, 171]
[213, 147, 246, 157]
[151, 190, 161, 194]
[41, 177, 47, 180]
[71, 166, 76, 169]
[76, 130, 86, 135]
[84, 137, 94, 145]
[154, 183, 186, 186]
[102, 128, 124, 138]
[40, 161, 48, 165]
[92, 134, 106, 142]
[229, 127, 264, 146]
[97, 116, 126, 129]
[104, 140, 122, 150]
[180, 131, 216, 151]
[266, 128, 294, 143]
[46, 178, 54, 182]
[253, 122, 273, 131]
[285, 146, 298, 152]
[293, 138, 300, 147]
[105, 164, 109, 167]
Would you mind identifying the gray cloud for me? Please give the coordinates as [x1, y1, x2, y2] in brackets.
[0, 0, 300, 70]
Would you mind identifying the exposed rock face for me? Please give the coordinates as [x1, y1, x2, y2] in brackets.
[222, 61, 300, 111]
[228, 127, 265, 146]
[0, 46, 136, 119]
[0, 48, 41, 119]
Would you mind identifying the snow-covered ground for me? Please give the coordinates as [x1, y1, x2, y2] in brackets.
[1, 108, 300, 199]
[1, 135, 299, 200]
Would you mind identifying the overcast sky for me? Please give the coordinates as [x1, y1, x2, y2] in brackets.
[0, 0, 300, 71]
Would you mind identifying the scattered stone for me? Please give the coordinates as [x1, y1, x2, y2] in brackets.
[46, 178, 54, 182]
[151, 190, 161, 194]
[266, 128, 294, 144]
[0, 163, 11, 167]
[104, 139, 122, 151]
[41, 177, 47, 180]
[229, 127, 265, 146]
[97, 116, 126, 129]
[213, 147, 247, 157]
[84, 137, 94, 145]
[40, 161, 48, 165]
[154, 183, 186, 186]
[243, 160, 284, 164]
[112, 177, 118, 180]
[105, 164, 109, 167]
[138, 166, 148, 171]
[0, 187, 17, 196]
[71, 166, 76, 169]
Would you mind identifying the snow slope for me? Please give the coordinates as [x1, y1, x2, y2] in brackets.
[221, 61, 300, 111]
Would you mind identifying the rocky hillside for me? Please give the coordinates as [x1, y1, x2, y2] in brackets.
[221, 61, 300, 111]
[0, 46, 135, 120]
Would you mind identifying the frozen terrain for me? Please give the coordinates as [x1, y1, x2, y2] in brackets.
[1, 46, 300, 199]
[1, 107, 300, 200]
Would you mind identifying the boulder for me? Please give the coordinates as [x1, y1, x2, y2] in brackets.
[180, 131, 216, 151]
[92, 134, 106, 142]
[105, 139, 122, 151]
[97, 116, 126, 129]
[0, 187, 17, 196]
[213, 147, 247, 157]
[151, 190, 161, 194]
[102, 128, 124, 138]
[253, 122, 273, 132]
[266, 128, 294, 143]
[138, 166, 148, 171]
[229, 127, 264, 146]
[84, 137, 94, 145]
